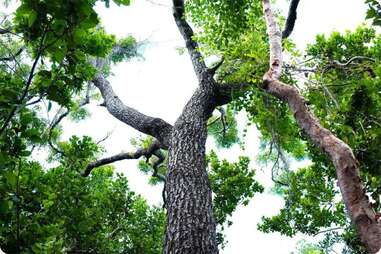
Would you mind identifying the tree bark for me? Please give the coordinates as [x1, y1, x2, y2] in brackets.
[262, 0, 381, 252]
[164, 85, 219, 254]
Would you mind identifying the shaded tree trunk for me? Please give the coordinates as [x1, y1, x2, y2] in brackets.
[164, 86, 219, 254]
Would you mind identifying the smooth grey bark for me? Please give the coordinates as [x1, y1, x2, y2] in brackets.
[262, 0, 381, 252]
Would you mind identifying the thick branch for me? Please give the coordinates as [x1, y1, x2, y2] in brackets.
[81, 140, 162, 177]
[262, 0, 381, 253]
[263, 0, 282, 80]
[172, 0, 208, 81]
[92, 60, 173, 148]
[282, 0, 300, 39]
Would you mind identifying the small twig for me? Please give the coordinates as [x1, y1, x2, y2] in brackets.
[0, 47, 24, 62]
[144, 0, 169, 7]
[0, 27, 22, 38]
[96, 131, 113, 145]
[25, 97, 42, 107]
[48, 84, 91, 155]
[313, 227, 342, 236]
[152, 150, 166, 181]
[218, 107, 227, 136]
[332, 56, 375, 67]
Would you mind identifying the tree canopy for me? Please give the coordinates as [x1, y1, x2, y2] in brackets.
[1, 0, 381, 253]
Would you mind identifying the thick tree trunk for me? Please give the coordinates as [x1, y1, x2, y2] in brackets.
[164, 86, 219, 254]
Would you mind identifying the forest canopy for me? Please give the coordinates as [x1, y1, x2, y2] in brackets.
[1, 0, 381, 253]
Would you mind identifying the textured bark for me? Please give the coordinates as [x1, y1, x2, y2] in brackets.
[262, 0, 381, 252]
[89, 1, 242, 249]
[164, 84, 219, 254]
[265, 80, 381, 252]
[173, 0, 207, 82]
[162, 2, 223, 253]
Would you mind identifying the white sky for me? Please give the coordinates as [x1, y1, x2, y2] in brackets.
[2, 0, 369, 253]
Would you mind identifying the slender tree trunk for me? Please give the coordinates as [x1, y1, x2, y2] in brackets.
[164, 86, 219, 254]
[261, 0, 381, 252]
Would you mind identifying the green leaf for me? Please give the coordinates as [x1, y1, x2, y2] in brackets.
[28, 10, 37, 27]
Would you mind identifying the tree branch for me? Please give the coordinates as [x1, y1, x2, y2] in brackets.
[92, 59, 173, 148]
[48, 86, 91, 155]
[331, 56, 375, 67]
[282, 0, 300, 39]
[263, 0, 283, 81]
[261, 0, 381, 252]
[172, 0, 208, 81]
[0, 27, 48, 136]
[152, 150, 166, 181]
[313, 227, 342, 236]
[81, 139, 163, 177]
[0, 47, 24, 62]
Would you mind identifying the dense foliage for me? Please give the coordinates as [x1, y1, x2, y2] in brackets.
[1, 0, 381, 253]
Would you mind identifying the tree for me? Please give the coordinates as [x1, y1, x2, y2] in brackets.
[258, 26, 381, 253]
[0, 1, 262, 252]
[2, 0, 381, 253]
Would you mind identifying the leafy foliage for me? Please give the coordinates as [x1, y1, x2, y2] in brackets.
[207, 107, 240, 148]
[0, 143, 165, 253]
[366, 0, 381, 26]
[3, 0, 381, 253]
[207, 150, 264, 246]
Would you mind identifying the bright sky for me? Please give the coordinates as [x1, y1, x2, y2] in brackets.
[2, 0, 369, 253]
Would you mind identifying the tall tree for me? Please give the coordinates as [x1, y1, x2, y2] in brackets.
[2, 0, 381, 253]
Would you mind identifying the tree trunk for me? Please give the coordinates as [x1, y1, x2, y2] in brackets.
[261, 0, 381, 252]
[164, 86, 219, 254]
